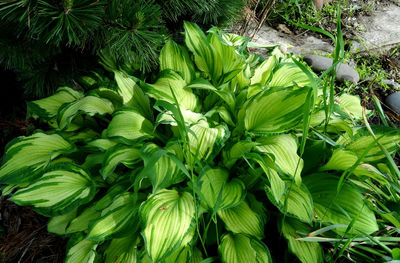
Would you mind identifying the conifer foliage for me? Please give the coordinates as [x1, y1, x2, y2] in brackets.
[0, 0, 245, 97]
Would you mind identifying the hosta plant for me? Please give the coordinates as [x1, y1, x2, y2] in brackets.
[1, 22, 400, 262]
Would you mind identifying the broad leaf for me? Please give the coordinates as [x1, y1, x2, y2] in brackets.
[100, 145, 141, 179]
[304, 173, 378, 235]
[87, 192, 138, 241]
[250, 55, 277, 86]
[256, 134, 303, 185]
[106, 107, 153, 143]
[65, 238, 98, 263]
[104, 235, 140, 263]
[184, 22, 222, 83]
[10, 163, 96, 217]
[188, 121, 229, 161]
[218, 201, 264, 239]
[342, 127, 400, 162]
[140, 189, 195, 262]
[198, 168, 245, 212]
[266, 182, 314, 224]
[269, 63, 312, 88]
[114, 71, 153, 120]
[160, 40, 195, 84]
[48, 209, 78, 235]
[0, 132, 75, 184]
[57, 96, 114, 130]
[141, 70, 199, 111]
[141, 143, 185, 192]
[281, 217, 323, 263]
[244, 87, 310, 134]
[28, 87, 83, 120]
[219, 233, 272, 263]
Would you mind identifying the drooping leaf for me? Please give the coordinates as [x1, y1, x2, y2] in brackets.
[28, 87, 84, 120]
[48, 209, 78, 235]
[140, 143, 185, 192]
[256, 134, 303, 185]
[0, 132, 75, 184]
[10, 163, 96, 217]
[57, 96, 114, 130]
[65, 238, 98, 263]
[140, 189, 196, 262]
[336, 93, 364, 119]
[219, 233, 272, 263]
[281, 217, 323, 263]
[104, 234, 140, 263]
[100, 145, 141, 179]
[188, 121, 229, 161]
[198, 168, 245, 212]
[266, 182, 314, 224]
[218, 201, 264, 239]
[106, 107, 153, 143]
[303, 173, 378, 235]
[244, 87, 310, 134]
[268, 63, 313, 88]
[87, 192, 138, 241]
[223, 141, 255, 169]
[140, 70, 199, 111]
[160, 40, 195, 84]
[342, 127, 400, 162]
[321, 149, 386, 182]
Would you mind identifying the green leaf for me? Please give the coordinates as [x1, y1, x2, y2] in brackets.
[321, 149, 385, 182]
[219, 233, 272, 263]
[184, 22, 222, 83]
[281, 217, 323, 263]
[223, 141, 255, 169]
[10, 163, 96, 217]
[198, 168, 245, 212]
[303, 173, 378, 235]
[100, 145, 141, 179]
[140, 189, 196, 262]
[188, 121, 229, 161]
[140, 70, 199, 111]
[256, 134, 303, 185]
[160, 40, 196, 84]
[57, 96, 114, 130]
[336, 93, 364, 119]
[104, 235, 140, 263]
[392, 248, 400, 260]
[342, 127, 400, 162]
[66, 206, 100, 234]
[141, 143, 185, 192]
[217, 201, 264, 239]
[106, 107, 153, 143]
[114, 71, 153, 120]
[65, 239, 98, 263]
[269, 63, 313, 88]
[0, 132, 75, 184]
[209, 33, 243, 83]
[87, 192, 138, 241]
[250, 55, 277, 86]
[244, 87, 310, 134]
[267, 182, 314, 224]
[27, 87, 83, 120]
[48, 209, 78, 235]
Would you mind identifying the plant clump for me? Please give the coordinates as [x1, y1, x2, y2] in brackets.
[1, 22, 400, 262]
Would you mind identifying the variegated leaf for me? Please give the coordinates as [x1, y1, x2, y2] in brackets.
[140, 189, 195, 262]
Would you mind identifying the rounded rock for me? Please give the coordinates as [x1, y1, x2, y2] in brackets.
[304, 54, 360, 84]
[385, 92, 400, 114]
